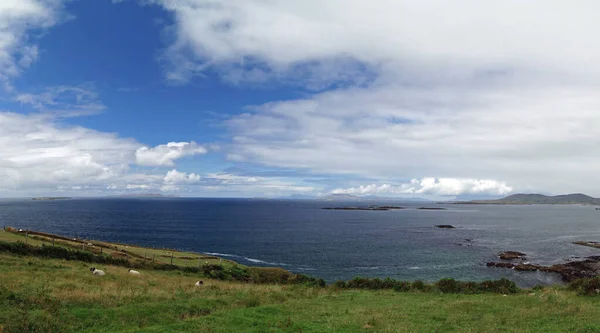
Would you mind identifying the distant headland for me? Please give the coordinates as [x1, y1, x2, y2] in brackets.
[32, 197, 71, 201]
[456, 193, 600, 205]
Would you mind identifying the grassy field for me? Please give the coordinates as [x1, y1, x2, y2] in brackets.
[3, 230, 600, 332]
[0, 228, 236, 268]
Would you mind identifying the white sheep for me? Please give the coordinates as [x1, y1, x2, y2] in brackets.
[128, 269, 140, 275]
[195, 280, 204, 287]
[90, 267, 105, 276]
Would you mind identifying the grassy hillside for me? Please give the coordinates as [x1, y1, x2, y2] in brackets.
[3, 229, 600, 332]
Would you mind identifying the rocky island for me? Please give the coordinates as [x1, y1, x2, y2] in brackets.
[322, 205, 404, 211]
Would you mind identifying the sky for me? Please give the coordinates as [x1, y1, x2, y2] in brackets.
[2, 1, 600, 199]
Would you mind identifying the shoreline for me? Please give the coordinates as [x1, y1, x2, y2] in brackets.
[4, 226, 600, 286]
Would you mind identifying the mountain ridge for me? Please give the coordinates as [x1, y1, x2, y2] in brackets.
[461, 193, 600, 205]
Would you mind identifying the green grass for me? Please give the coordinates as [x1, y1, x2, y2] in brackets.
[3, 230, 600, 332]
[0, 228, 236, 268]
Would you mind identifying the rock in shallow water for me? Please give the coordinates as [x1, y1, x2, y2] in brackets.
[487, 257, 600, 282]
[499, 251, 527, 260]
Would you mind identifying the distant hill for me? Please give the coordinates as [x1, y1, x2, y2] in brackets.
[462, 193, 600, 205]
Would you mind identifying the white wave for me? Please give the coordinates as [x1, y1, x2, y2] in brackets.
[204, 252, 239, 258]
[243, 257, 288, 266]
[408, 266, 421, 270]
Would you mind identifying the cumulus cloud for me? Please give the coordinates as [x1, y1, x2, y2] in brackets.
[0, 0, 66, 87]
[332, 178, 513, 197]
[0, 109, 311, 197]
[164, 169, 201, 184]
[159, 170, 316, 196]
[150, 1, 600, 86]
[135, 141, 207, 166]
[0, 109, 214, 196]
[0, 112, 139, 192]
[129, 1, 597, 195]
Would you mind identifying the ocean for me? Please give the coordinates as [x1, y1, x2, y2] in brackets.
[2, 198, 600, 287]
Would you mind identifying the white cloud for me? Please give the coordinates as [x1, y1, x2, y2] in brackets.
[0, 112, 139, 192]
[332, 178, 513, 197]
[0, 109, 313, 197]
[15, 84, 106, 116]
[150, 1, 600, 86]
[164, 169, 201, 184]
[135, 141, 207, 166]
[130, 1, 597, 195]
[0, 0, 66, 88]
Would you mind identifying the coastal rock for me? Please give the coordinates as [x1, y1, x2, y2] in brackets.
[573, 241, 600, 249]
[435, 225, 455, 229]
[487, 257, 600, 282]
[499, 251, 527, 260]
[419, 207, 447, 210]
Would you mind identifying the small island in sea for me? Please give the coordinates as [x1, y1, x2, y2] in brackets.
[31, 197, 71, 201]
[454, 193, 600, 205]
[322, 205, 404, 211]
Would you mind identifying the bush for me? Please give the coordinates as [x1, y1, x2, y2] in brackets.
[478, 278, 518, 294]
[392, 281, 410, 292]
[569, 277, 600, 296]
[436, 278, 461, 293]
[334, 280, 347, 289]
[532, 284, 545, 292]
[411, 280, 428, 292]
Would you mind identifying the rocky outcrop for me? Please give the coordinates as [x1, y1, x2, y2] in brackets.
[499, 251, 527, 260]
[487, 257, 600, 282]
[573, 241, 600, 249]
[435, 225, 455, 229]
[419, 207, 447, 210]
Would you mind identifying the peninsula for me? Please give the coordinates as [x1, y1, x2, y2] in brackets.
[456, 193, 600, 205]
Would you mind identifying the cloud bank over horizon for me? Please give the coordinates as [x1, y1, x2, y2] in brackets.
[4, 1, 600, 197]
[149, 0, 600, 195]
[331, 178, 513, 197]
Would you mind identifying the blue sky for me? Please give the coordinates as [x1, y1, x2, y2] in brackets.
[2, 1, 600, 198]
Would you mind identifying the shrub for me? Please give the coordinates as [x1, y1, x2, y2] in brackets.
[569, 277, 600, 296]
[392, 281, 410, 292]
[478, 278, 518, 294]
[436, 278, 461, 293]
[334, 280, 347, 289]
[411, 280, 428, 292]
[462, 281, 479, 294]
[532, 284, 545, 292]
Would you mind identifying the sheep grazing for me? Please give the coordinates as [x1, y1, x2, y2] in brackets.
[90, 267, 105, 276]
[128, 269, 140, 275]
[195, 280, 204, 287]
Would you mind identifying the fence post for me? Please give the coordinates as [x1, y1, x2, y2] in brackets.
[52, 237, 55, 247]
[100, 247, 103, 255]
[144, 252, 147, 261]
[170, 254, 174, 266]
[82, 242, 85, 251]
[152, 254, 155, 263]
[25, 230, 28, 245]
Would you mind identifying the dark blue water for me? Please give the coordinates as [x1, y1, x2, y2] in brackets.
[2, 198, 600, 287]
